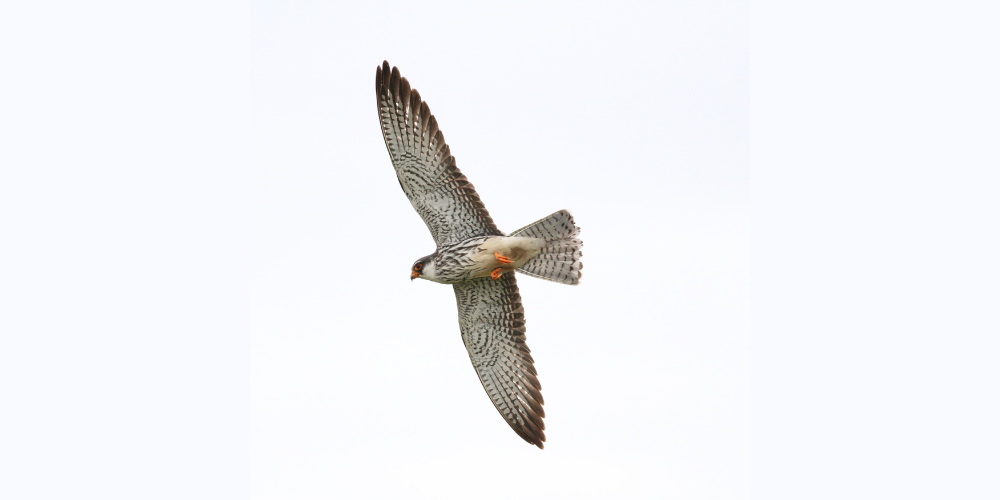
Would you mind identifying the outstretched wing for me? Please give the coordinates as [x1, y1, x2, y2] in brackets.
[376, 61, 503, 247]
[453, 273, 546, 448]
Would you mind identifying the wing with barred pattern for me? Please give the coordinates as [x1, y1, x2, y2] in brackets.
[376, 61, 503, 246]
[453, 273, 545, 448]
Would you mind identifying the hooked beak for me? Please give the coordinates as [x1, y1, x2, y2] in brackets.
[411, 271, 419, 280]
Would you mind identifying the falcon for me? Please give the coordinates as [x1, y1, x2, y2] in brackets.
[375, 61, 583, 449]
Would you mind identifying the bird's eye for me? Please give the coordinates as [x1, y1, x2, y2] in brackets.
[414, 263, 423, 271]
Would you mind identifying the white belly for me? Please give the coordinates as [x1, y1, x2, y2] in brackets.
[468, 236, 545, 278]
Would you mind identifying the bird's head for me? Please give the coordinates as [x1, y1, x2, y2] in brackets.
[410, 255, 435, 281]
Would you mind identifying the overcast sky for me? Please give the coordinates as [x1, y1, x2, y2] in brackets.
[2, 1, 997, 499]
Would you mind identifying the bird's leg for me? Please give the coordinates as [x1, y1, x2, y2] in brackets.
[490, 267, 503, 280]
[494, 252, 513, 264]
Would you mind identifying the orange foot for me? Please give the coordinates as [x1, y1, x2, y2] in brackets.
[491, 267, 503, 280]
[494, 252, 513, 264]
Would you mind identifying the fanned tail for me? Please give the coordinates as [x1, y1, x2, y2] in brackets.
[511, 210, 583, 285]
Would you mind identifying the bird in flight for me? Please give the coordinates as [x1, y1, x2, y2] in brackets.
[375, 61, 583, 449]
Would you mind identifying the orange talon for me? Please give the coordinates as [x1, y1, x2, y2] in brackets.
[494, 252, 513, 264]
[490, 267, 503, 280]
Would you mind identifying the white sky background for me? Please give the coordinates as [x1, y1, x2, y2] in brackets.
[1, 1, 997, 498]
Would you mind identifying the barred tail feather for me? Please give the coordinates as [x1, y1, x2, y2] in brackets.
[511, 210, 583, 285]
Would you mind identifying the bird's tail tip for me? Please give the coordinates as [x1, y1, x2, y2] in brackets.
[512, 210, 583, 285]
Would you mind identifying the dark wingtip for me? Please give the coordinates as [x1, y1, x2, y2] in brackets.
[399, 76, 411, 108]
[376, 61, 392, 99]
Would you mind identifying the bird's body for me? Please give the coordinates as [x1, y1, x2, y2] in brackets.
[416, 235, 544, 284]
[375, 61, 582, 449]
